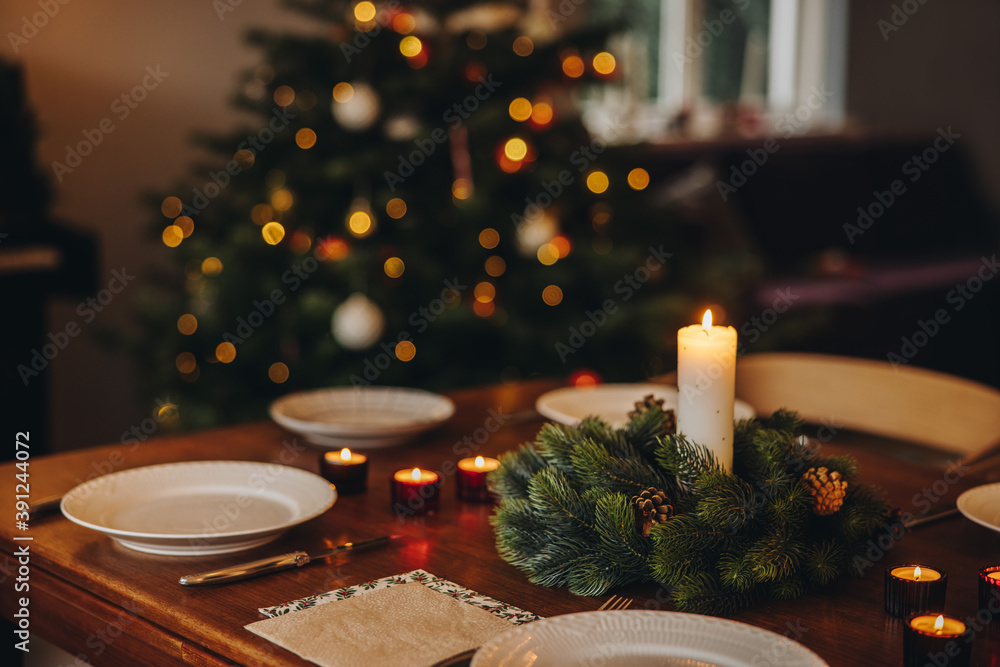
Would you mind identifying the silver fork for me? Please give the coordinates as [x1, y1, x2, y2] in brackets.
[598, 594, 633, 610]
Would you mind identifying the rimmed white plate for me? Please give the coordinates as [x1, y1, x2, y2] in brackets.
[61, 461, 336, 556]
[269, 386, 455, 449]
[536, 384, 755, 428]
[472, 610, 827, 667]
[957, 482, 1000, 534]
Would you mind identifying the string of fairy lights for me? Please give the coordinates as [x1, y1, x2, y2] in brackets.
[156, 1, 654, 387]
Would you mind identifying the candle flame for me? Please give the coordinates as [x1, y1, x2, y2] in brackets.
[701, 309, 713, 331]
[412, 468, 421, 481]
[934, 614, 944, 633]
[340, 448, 352, 461]
[914, 566, 921, 580]
[475, 456, 485, 468]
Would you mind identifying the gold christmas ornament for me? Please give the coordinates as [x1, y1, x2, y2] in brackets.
[630, 487, 673, 537]
[802, 467, 848, 516]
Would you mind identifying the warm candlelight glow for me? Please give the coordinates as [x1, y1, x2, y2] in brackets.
[989, 572, 1000, 581]
[909, 614, 966, 636]
[933, 615, 944, 633]
[889, 565, 941, 582]
[914, 566, 922, 580]
[412, 467, 422, 481]
[701, 309, 712, 331]
[341, 448, 352, 461]
[475, 456, 485, 468]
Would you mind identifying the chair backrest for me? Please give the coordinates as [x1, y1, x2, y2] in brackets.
[734, 353, 1000, 460]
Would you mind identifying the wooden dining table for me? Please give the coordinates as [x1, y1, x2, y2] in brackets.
[3, 379, 999, 666]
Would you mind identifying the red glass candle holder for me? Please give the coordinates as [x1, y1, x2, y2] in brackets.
[885, 564, 947, 618]
[391, 468, 441, 516]
[320, 448, 368, 495]
[903, 613, 972, 667]
[456, 456, 500, 502]
[979, 565, 1000, 617]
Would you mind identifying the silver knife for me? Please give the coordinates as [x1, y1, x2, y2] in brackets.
[179, 535, 402, 586]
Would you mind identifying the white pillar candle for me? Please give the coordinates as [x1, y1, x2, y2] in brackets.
[677, 310, 737, 470]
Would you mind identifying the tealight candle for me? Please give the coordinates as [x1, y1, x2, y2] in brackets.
[903, 614, 971, 667]
[677, 310, 737, 470]
[320, 448, 368, 495]
[885, 564, 948, 617]
[456, 456, 500, 502]
[391, 468, 441, 515]
[979, 566, 1000, 617]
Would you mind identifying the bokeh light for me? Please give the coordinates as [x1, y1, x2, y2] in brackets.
[551, 235, 571, 258]
[474, 281, 496, 303]
[262, 222, 286, 245]
[234, 149, 255, 169]
[467, 31, 487, 50]
[512, 36, 533, 56]
[271, 189, 294, 211]
[273, 85, 295, 107]
[452, 178, 472, 200]
[201, 257, 223, 275]
[593, 52, 616, 75]
[353, 1, 376, 22]
[504, 137, 528, 161]
[478, 228, 500, 249]
[627, 167, 650, 190]
[530, 101, 553, 127]
[175, 352, 197, 374]
[177, 314, 198, 335]
[333, 82, 355, 103]
[384, 256, 405, 278]
[161, 196, 182, 218]
[400, 36, 422, 58]
[509, 97, 532, 122]
[295, 128, 317, 149]
[473, 300, 495, 318]
[484, 255, 506, 277]
[317, 236, 350, 261]
[393, 13, 415, 34]
[162, 225, 183, 247]
[268, 362, 290, 383]
[562, 55, 585, 78]
[174, 216, 194, 238]
[386, 198, 407, 218]
[542, 285, 563, 306]
[537, 243, 559, 265]
[586, 171, 609, 193]
[348, 210, 373, 237]
[215, 342, 237, 363]
[251, 203, 274, 225]
[395, 340, 416, 362]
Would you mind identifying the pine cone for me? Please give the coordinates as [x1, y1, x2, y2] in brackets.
[801, 467, 848, 516]
[630, 487, 674, 536]
[627, 394, 677, 434]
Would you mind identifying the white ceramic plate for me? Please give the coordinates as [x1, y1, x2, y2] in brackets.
[957, 482, 1000, 534]
[60, 461, 336, 556]
[269, 386, 455, 449]
[472, 610, 827, 667]
[535, 384, 755, 428]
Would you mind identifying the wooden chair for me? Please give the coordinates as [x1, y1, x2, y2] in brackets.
[733, 353, 1000, 463]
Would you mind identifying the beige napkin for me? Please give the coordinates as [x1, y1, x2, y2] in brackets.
[245, 582, 516, 667]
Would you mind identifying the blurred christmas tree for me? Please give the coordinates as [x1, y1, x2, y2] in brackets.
[134, 0, 758, 428]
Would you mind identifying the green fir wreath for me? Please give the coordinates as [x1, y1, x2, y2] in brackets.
[489, 400, 889, 614]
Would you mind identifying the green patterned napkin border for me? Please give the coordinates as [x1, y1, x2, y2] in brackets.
[258, 569, 541, 625]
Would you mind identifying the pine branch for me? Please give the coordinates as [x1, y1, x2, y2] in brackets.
[695, 469, 761, 533]
[746, 530, 804, 584]
[571, 437, 670, 497]
[654, 434, 722, 495]
[802, 540, 845, 586]
[526, 468, 595, 533]
[648, 515, 725, 583]
[670, 571, 759, 615]
[489, 445, 547, 499]
[624, 406, 674, 459]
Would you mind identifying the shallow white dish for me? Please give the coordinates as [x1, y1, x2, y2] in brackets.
[957, 482, 1000, 534]
[535, 383, 755, 428]
[61, 461, 336, 556]
[472, 610, 827, 667]
[269, 386, 455, 449]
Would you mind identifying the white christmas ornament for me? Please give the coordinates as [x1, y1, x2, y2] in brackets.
[331, 293, 385, 350]
[332, 82, 381, 131]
